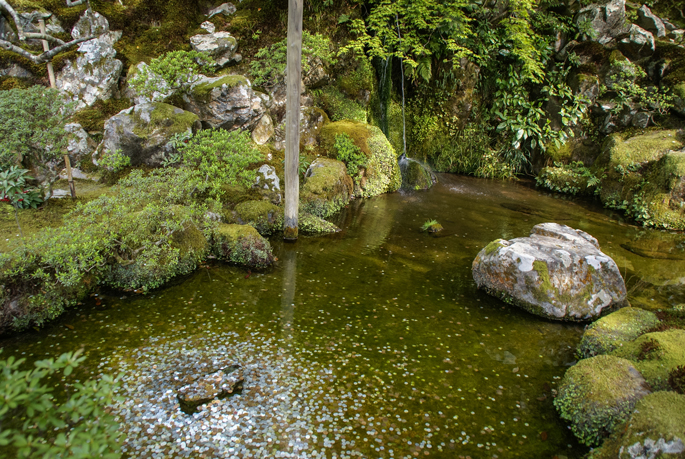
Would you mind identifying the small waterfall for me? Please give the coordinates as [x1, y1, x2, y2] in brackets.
[398, 154, 436, 191]
[373, 55, 392, 138]
[395, 13, 406, 157]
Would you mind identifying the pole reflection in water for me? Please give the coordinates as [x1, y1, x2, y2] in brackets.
[280, 245, 298, 338]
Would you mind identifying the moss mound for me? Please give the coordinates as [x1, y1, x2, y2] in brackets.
[601, 131, 684, 169]
[301, 158, 353, 218]
[190, 75, 250, 103]
[589, 391, 685, 459]
[578, 307, 661, 358]
[319, 121, 401, 198]
[211, 223, 274, 270]
[554, 354, 652, 446]
[232, 200, 283, 236]
[299, 212, 340, 235]
[612, 329, 685, 390]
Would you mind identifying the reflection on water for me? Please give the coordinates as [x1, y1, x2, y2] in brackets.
[3, 174, 684, 458]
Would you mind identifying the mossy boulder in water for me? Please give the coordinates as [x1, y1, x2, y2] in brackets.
[588, 391, 685, 459]
[231, 200, 283, 236]
[184, 75, 266, 131]
[472, 223, 627, 321]
[301, 158, 354, 218]
[578, 307, 660, 358]
[399, 156, 436, 191]
[611, 329, 685, 390]
[211, 223, 274, 270]
[319, 121, 401, 198]
[554, 354, 652, 446]
[97, 103, 201, 167]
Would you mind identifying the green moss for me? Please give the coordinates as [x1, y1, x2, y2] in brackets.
[612, 329, 685, 390]
[232, 200, 282, 236]
[484, 239, 505, 256]
[131, 102, 199, 139]
[608, 49, 627, 64]
[191, 75, 249, 103]
[71, 98, 133, 132]
[589, 391, 685, 459]
[0, 77, 32, 91]
[532, 260, 553, 294]
[211, 223, 274, 270]
[299, 212, 340, 235]
[301, 158, 353, 218]
[578, 307, 661, 358]
[554, 354, 651, 446]
[401, 160, 434, 191]
[602, 130, 684, 169]
[314, 86, 368, 123]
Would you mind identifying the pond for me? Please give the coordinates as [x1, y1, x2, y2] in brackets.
[3, 173, 684, 459]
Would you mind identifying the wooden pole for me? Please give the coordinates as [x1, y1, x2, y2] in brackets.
[64, 154, 76, 198]
[38, 18, 56, 88]
[283, 0, 303, 241]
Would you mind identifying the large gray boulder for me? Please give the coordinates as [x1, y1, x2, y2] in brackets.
[637, 5, 666, 38]
[56, 10, 123, 110]
[617, 24, 655, 60]
[575, 0, 630, 45]
[472, 223, 627, 321]
[96, 103, 201, 167]
[190, 31, 241, 68]
[183, 75, 267, 131]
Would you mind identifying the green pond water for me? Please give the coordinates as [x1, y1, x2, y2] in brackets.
[2, 173, 685, 459]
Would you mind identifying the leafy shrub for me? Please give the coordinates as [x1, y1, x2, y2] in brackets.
[601, 60, 674, 117]
[0, 87, 72, 195]
[98, 149, 131, 173]
[536, 161, 603, 195]
[0, 350, 121, 459]
[129, 50, 214, 100]
[0, 167, 43, 210]
[334, 133, 367, 178]
[250, 31, 336, 88]
[432, 127, 515, 179]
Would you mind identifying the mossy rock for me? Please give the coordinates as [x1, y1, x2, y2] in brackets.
[301, 158, 353, 218]
[400, 158, 435, 191]
[211, 223, 274, 270]
[102, 219, 209, 291]
[600, 130, 684, 169]
[319, 121, 401, 198]
[189, 75, 249, 104]
[554, 354, 652, 446]
[231, 200, 283, 236]
[577, 307, 661, 358]
[588, 391, 685, 459]
[612, 329, 685, 390]
[299, 212, 340, 235]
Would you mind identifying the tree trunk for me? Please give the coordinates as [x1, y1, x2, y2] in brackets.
[283, 0, 303, 241]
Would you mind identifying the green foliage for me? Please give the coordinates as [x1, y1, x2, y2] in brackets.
[0, 167, 43, 210]
[250, 31, 336, 88]
[313, 86, 367, 122]
[334, 133, 367, 178]
[178, 129, 263, 198]
[432, 127, 515, 179]
[98, 150, 131, 173]
[421, 219, 438, 231]
[128, 50, 214, 100]
[0, 87, 72, 194]
[0, 349, 121, 459]
[536, 162, 603, 195]
[601, 61, 674, 117]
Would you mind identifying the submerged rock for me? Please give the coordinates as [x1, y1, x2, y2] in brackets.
[177, 365, 243, 414]
[577, 307, 660, 358]
[184, 75, 266, 131]
[588, 391, 685, 459]
[96, 103, 201, 167]
[554, 354, 651, 446]
[472, 223, 627, 321]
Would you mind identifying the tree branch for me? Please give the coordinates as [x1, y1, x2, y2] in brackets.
[0, 0, 26, 40]
[22, 33, 66, 46]
[0, 35, 94, 64]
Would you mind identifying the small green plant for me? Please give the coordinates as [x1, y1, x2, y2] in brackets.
[536, 162, 604, 195]
[98, 149, 131, 173]
[282, 154, 312, 177]
[0, 349, 122, 458]
[129, 50, 215, 100]
[334, 133, 367, 179]
[601, 61, 674, 117]
[250, 31, 336, 87]
[421, 219, 438, 231]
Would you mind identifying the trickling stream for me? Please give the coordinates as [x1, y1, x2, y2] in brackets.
[3, 174, 685, 458]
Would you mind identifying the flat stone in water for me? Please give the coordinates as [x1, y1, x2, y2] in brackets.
[177, 364, 243, 414]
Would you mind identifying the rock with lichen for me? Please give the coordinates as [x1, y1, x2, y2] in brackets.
[577, 307, 660, 358]
[95, 103, 201, 167]
[554, 354, 651, 446]
[472, 223, 627, 321]
[588, 391, 685, 459]
[177, 365, 243, 414]
[231, 200, 283, 236]
[210, 223, 274, 270]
